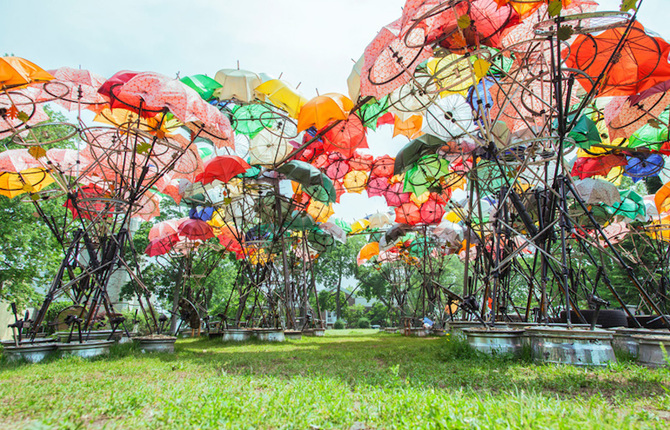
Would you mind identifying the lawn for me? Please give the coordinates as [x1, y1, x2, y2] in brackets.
[0, 329, 669, 429]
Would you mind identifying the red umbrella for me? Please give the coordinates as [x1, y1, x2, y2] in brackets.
[149, 217, 189, 241]
[349, 153, 374, 171]
[571, 155, 628, 180]
[325, 158, 350, 180]
[195, 155, 250, 185]
[178, 218, 214, 241]
[371, 155, 395, 177]
[384, 182, 411, 207]
[566, 21, 670, 97]
[420, 199, 446, 225]
[218, 233, 242, 254]
[145, 233, 179, 257]
[322, 114, 368, 158]
[395, 202, 421, 225]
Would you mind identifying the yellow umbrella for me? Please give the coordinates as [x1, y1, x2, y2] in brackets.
[343, 169, 369, 194]
[426, 55, 475, 97]
[0, 168, 54, 198]
[255, 79, 307, 119]
[410, 191, 431, 206]
[351, 218, 370, 234]
[306, 200, 334, 223]
[94, 108, 181, 134]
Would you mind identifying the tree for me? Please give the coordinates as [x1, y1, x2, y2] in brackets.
[313, 233, 364, 319]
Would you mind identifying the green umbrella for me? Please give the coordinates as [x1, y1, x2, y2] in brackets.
[567, 115, 601, 149]
[628, 111, 668, 151]
[286, 211, 316, 231]
[333, 218, 352, 234]
[488, 48, 514, 76]
[277, 160, 336, 203]
[308, 227, 335, 253]
[605, 189, 645, 220]
[403, 154, 450, 196]
[394, 134, 446, 175]
[358, 96, 390, 130]
[180, 74, 222, 100]
[232, 104, 276, 138]
[257, 194, 291, 225]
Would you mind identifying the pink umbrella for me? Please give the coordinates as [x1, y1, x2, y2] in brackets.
[133, 191, 161, 222]
[325, 158, 350, 180]
[605, 91, 670, 141]
[101, 72, 234, 147]
[360, 18, 433, 99]
[36, 67, 107, 112]
[367, 176, 390, 197]
[419, 199, 445, 225]
[149, 217, 189, 241]
[384, 182, 411, 207]
[0, 149, 42, 172]
[45, 148, 91, 174]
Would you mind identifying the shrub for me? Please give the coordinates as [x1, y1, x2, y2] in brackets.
[357, 317, 371, 329]
[333, 319, 345, 330]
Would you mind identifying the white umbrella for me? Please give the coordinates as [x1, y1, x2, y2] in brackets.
[213, 69, 262, 102]
[573, 178, 621, 206]
[424, 94, 474, 140]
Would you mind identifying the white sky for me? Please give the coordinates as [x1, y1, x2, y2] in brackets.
[1, 0, 668, 222]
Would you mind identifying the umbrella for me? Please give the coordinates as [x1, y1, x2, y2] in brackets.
[0, 57, 53, 90]
[343, 170, 369, 194]
[325, 158, 350, 180]
[178, 218, 214, 241]
[213, 69, 262, 102]
[322, 114, 368, 157]
[145, 234, 179, 257]
[371, 155, 395, 178]
[357, 242, 380, 265]
[320, 221, 347, 243]
[384, 181, 412, 207]
[623, 154, 664, 182]
[308, 227, 336, 253]
[424, 94, 474, 141]
[35, 66, 107, 112]
[394, 134, 445, 175]
[367, 176, 390, 197]
[368, 212, 392, 229]
[297, 93, 354, 132]
[306, 200, 334, 223]
[395, 202, 421, 225]
[392, 114, 424, 140]
[231, 104, 276, 137]
[180, 74, 222, 100]
[360, 18, 432, 99]
[606, 190, 646, 221]
[195, 155, 250, 185]
[277, 160, 337, 203]
[419, 199, 446, 225]
[606, 91, 670, 141]
[249, 128, 292, 166]
[349, 153, 374, 171]
[255, 79, 307, 118]
[0, 149, 43, 172]
[573, 178, 621, 206]
[567, 115, 601, 149]
[347, 55, 364, 102]
[351, 218, 370, 234]
[628, 110, 669, 150]
[0, 168, 53, 198]
[288, 211, 317, 231]
[149, 218, 189, 241]
[566, 21, 670, 97]
[403, 154, 450, 196]
[570, 154, 628, 180]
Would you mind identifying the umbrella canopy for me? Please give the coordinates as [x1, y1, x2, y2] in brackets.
[0, 168, 53, 198]
[0, 56, 53, 90]
[384, 181, 411, 207]
[322, 114, 368, 157]
[195, 155, 250, 185]
[297, 93, 354, 132]
[566, 21, 670, 97]
[573, 178, 621, 206]
[394, 134, 445, 175]
[371, 155, 395, 177]
[306, 200, 334, 223]
[419, 199, 446, 225]
[35, 66, 107, 112]
[145, 234, 179, 257]
[320, 221, 347, 243]
[231, 103, 276, 137]
[623, 154, 664, 182]
[395, 202, 421, 225]
[343, 170, 369, 194]
[278, 160, 337, 203]
[255, 79, 307, 118]
[367, 176, 390, 197]
[180, 74, 222, 100]
[424, 94, 474, 141]
[606, 189, 646, 220]
[571, 154, 628, 180]
[213, 69, 262, 102]
[308, 227, 335, 253]
[249, 128, 293, 166]
[178, 218, 214, 241]
[403, 154, 450, 196]
[149, 218, 189, 241]
[357, 241, 380, 265]
[0, 149, 43, 172]
[368, 212, 392, 229]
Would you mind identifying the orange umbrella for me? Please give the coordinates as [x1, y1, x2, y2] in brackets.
[0, 57, 53, 90]
[297, 93, 353, 132]
[357, 241, 380, 265]
[566, 21, 670, 97]
[322, 114, 368, 157]
[393, 115, 423, 139]
[395, 202, 421, 225]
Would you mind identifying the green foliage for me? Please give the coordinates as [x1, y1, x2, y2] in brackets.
[333, 319, 345, 329]
[357, 317, 370, 328]
[344, 304, 366, 326]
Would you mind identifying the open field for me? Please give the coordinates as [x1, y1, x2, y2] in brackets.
[1, 329, 669, 429]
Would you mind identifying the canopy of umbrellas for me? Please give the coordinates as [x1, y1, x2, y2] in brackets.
[3, 0, 670, 326]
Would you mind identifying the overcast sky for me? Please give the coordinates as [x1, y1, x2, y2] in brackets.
[2, 0, 667, 221]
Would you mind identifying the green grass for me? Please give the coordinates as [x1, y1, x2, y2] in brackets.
[0, 329, 669, 429]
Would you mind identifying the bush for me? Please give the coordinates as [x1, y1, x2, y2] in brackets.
[357, 317, 371, 329]
[333, 319, 345, 330]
